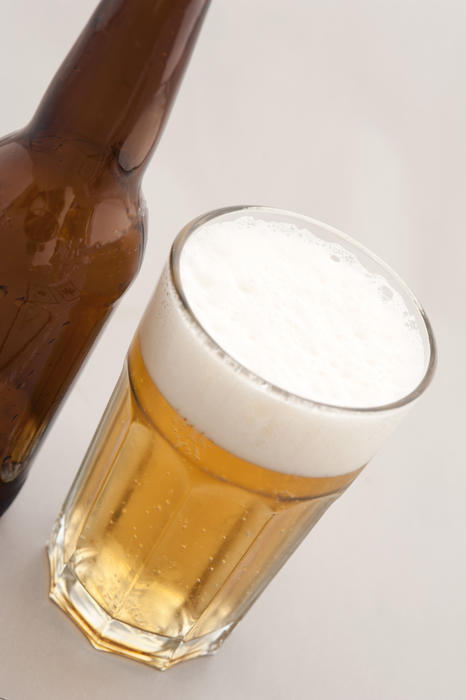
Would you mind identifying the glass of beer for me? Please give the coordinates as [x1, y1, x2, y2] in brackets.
[47, 206, 435, 670]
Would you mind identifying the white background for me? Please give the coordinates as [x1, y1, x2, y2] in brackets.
[1, 1, 465, 698]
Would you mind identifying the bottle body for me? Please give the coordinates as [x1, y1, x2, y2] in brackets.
[0, 0, 210, 513]
[0, 130, 145, 511]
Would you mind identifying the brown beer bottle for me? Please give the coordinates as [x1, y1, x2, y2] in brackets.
[0, 0, 210, 515]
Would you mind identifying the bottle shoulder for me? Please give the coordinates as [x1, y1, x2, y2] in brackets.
[0, 132, 146, 305]
[0, 130, 141, 203]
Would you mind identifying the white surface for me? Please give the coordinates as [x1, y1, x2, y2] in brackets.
[1, 1, 465, 698]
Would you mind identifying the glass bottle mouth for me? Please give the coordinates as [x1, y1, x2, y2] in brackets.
[169, 205, 436, 416]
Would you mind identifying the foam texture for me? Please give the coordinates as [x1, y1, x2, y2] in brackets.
[139, 214, 427, 477]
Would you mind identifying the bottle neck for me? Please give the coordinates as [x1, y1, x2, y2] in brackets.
[28, 0, 209, 174]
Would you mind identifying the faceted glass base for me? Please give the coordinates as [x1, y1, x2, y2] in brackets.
[47, 515, 232, 671]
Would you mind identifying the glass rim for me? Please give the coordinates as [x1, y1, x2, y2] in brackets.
[169, 205, 437, 415]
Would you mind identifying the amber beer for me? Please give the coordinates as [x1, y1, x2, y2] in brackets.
[52, 337, 360, 650]
[48, 207, 434, 670]
[0, 0, 210, 514]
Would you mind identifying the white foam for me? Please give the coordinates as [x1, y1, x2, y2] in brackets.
[139, 213, 429, 477]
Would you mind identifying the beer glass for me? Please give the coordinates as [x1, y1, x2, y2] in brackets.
[48, 206, 436, 670]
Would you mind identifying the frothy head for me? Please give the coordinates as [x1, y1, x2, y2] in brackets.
[179, 215, 426, 408]
[139, 207, 435, 477]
